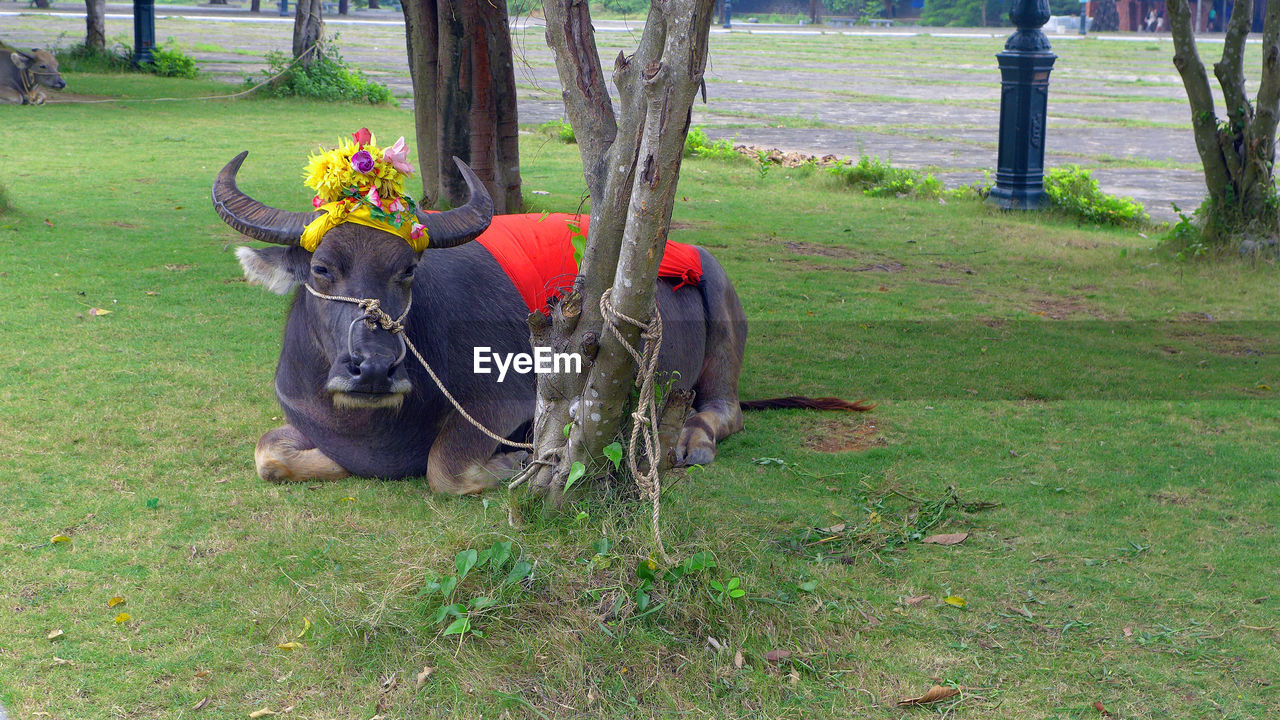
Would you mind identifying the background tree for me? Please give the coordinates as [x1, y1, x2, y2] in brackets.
[1168, 0, 1280, 244]
[1092, 0, 1118, 30]
[85, 0, 105, 50]
[513, 0, 714, 522]
[402, 0, 522, 212]
[293, 0, 324, 67]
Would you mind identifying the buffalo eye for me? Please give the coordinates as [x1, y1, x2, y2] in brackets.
[311, 264, 333, 280]
[397, 266, 415, 285]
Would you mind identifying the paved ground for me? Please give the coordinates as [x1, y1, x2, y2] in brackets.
[3, 3, 1249, 220]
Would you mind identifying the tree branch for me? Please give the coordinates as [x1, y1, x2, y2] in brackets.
[1168, 0, 1234, 201]
[1215, 0, 1254, 131]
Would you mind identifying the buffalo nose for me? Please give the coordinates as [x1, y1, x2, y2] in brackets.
[341, 352, 400, 384]
[53, 80, 66, 89]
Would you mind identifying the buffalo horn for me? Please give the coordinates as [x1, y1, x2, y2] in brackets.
[414, 157, 494, 249]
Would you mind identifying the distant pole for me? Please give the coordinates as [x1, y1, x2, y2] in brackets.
[723, 0, 732, 28]
[279, 0, 289, 16]
[1196, 0, 1203, 31]
[132, 0, 155, 65]
[1079, 0, 1088, 33]
[988, 0, 1056, 210]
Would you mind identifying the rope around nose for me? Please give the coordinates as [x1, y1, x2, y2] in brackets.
[303, 284, 534, 451]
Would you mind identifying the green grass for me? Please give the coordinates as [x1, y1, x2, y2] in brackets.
[3, 73, 1280, 720]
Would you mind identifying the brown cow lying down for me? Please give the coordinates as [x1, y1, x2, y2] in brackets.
[1, 47, 66, 105]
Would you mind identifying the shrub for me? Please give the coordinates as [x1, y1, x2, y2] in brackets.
[827, 155, 943, 199]
[1043, 165, 1147, 226]
[0, 180, 10, 215]
[54, 37, 198, 78]
[684, 126, 737, 160]
[252, 39, 392, 104]
[145, 40, 198, 79]
[537, 119, 576, 144]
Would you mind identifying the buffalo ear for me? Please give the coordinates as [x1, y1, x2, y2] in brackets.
[236, 245, 311, 295]
[10, 52, 28, 70]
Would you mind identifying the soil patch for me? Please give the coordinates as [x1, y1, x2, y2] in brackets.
[1029, 295, 1108, 320]
[805, 418, 885, 453]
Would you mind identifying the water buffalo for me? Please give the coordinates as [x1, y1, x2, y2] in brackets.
[214, 152, 866, 494]
[1, 47, 65, 105]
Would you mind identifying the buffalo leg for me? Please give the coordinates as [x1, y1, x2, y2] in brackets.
[426, 413, 528, 495]
[254, 425, 350, 483]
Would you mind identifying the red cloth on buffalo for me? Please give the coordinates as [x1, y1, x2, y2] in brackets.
[474, 213, 703, 313]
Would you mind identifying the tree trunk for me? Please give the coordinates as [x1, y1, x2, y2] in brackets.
[339, 0, 348, 14]
[1169, 0, 1280, 241]
[293, 0, 324, 66]
[402, 0, 521, 212]
[514, 0, 714, 516]
[84, 0, 105, 50]
[369, 0, 379, 8]
[33, 0, 48, 8]
[251, 0, 261, 12]
[1092, 0, 1118, 30]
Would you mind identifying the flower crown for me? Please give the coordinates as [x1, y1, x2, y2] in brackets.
[300, 127, 427, 251]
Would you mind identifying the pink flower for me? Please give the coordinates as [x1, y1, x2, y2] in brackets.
[382, 136, 414, 176]
[312, 196, 325, 208]
[410, 222, 425, 240]
[352, 127, 372, 148]
[389, 197, 405, 213]
[365, 185, 381, 207]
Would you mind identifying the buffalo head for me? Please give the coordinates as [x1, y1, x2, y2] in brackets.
[11, 49, 66, 90]
[212, 151, 493, 410]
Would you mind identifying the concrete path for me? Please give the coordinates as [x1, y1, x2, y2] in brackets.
[1, 4, 1220, 220]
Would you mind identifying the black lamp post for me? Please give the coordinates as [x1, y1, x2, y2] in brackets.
[988, 0, 1056, 210]
[132, 0, 156, 66]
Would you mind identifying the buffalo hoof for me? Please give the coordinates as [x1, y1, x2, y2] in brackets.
[254, 426, 350, 483]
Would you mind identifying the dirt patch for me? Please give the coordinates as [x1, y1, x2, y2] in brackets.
[923, 277, 961, 286]
[1151, 488, 1206, 506]
[783, 240, 862, 259]
[805, 418, 885, 453]
[1029, 295, 1108, 320]
[1201, 334, 1269, 357]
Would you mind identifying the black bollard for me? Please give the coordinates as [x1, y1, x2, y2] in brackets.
[988, 0, 1056, 210]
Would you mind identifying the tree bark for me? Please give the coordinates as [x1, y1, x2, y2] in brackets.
[33, 0, 48, 8]
[84, 0, 105, 50]
[339, 0, 348, 14]
[293, 0, 324, 66]
[517, 0, 715, 507]
[1169, 0, 1280, 239]
[402, 0, 521, 212]
[251, 0, 261, 12]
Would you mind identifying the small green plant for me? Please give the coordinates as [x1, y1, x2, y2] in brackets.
[0, 181, 10, 215]
[709, 576, 746, 604]
[252, 38, 392, 104]
[684, 126, 738, 160]
[144, 39, 198, 79]
[1043, 164, 1147, 226]
[1167, 202, 1208, 261]
[755, 149, 773, 179]
[538, 118, 576, 144]
[417, 541, 534, 643]
[827, 155, 943, 199]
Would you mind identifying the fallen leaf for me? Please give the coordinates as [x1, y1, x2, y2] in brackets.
[193, 697, 209, 711]
[195, 669, 211, 678]
[922, 532, 970, 546]
[819, 523, 846, 533]
[249, 709, 276, 719]
[52, 656, 74, 666]
[897, 685, 961, 706]
[50, 535, 71, 544]
[787, 669, 799, 685]
[1008, 605, 1033, 619]
[764, 649, 790, 664]
[145, 291, 159, 296]
[47, 629, 65, 641]
[1093, 700, 1112, 717]
[944, 596, 966, 608]
[114, 612, 131, 624]
[903, 594, 933, 607]
[416, 665, 434, 686]
[339, 497, 356, 503]
[276, 641, 303, 651]
[733, 650, 744, 669]
[88, 307, 112, 316]
[108, 595, 126, 608]
[1123, 626, 1133, 637]
[44, 218, 53, 227]
[296, 616, 311, 639]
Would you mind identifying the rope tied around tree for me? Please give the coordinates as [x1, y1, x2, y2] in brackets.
[599, 290, 670, 563]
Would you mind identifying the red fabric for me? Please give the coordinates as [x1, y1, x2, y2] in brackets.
[474, 213, 703, 314]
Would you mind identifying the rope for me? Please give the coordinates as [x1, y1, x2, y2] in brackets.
[303, 284, 534, 451]
[599, 290, 670, 563]
[46, 42, 319, 105]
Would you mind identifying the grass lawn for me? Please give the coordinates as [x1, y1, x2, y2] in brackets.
[2, 73, 1279, 719]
